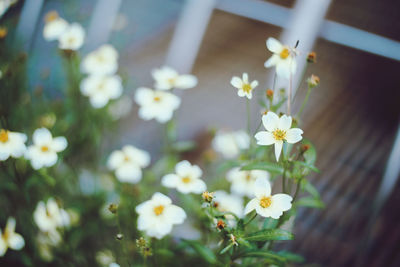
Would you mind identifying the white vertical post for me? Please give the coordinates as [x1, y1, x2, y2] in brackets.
[165, 0, 216, 73]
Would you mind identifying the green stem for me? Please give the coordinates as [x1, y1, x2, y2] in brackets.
[246, 98, 251, 136]
[282, 163, 287, 193]
[293, 178, 302, 201]
[297, 85, 312, 118]
[244, 212, 257, 226]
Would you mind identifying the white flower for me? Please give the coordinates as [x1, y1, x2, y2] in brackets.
[255, 111, 303, 161]
[213, 191, 243, 225]
[0, 217, 25, 256]
[80, 75, 123, 108]
[0, 0, 17, 19]
[264, 37, 297, 79]
[152, 66, 197, 90]
[107, 145, 150, 184]
[230, 73, 258, 99]
[212, 130, 250, 159]
[58, 23, 85, 50]
[226, 167, 270, 198]
[244, 177, 292, 219]
[43, 16, 68, 41]
[161, 160, 206, 194]
[0, 129, 27, 160]
[134, 87, 180, 123]
[135, 192, 186, 239]
[25, 128, 67, 170]
[81, 44, 118, 75]
[33, 198, 70, 233]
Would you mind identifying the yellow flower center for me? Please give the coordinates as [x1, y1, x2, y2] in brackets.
[245, 172, 252, 181]
[153, 96, 161, 102]
[242, 83, 252, 93]
[45, 11, 59, 23]
[41, 146, 49, 152]
[259, 196, 272, 208]
[181, 176, 191, 184]
[124, 155, 130, 162]
[168, 78, 176, 85]
[280, 48, 290, 59]
[153, 205, 164, 216]
[0, 129, 9, 143]
[272, 129, 286, 141]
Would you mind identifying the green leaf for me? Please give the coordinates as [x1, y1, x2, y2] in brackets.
[241, 162, 284, 174]
[302, 139, 317, 164]
[302, 180, 320, 199]
[216, 160, 240, 173]
[271, 97, 287, 112]
[181, 239, 217, 264]
[220, 243, 234, 255]
[171, 141, 197, 152]
[244, 229, 294, 241]
[296, 197, 325, 209]
[239, 250, 286, 265]
[295, 161, 320, 173]
[263, 218, 278, 229]
[277, 250, 305, 263]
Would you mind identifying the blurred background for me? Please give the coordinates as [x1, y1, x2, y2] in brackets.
[4, 0, 400, 266]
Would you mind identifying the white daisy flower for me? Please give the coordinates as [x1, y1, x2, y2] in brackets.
[25, 128, 67, 170]
[226, 167, 270, 198]
[107, 145, 150, 184]
[0, 129, 27, 160]
[81, 44, 118, 75]
[33, 198, 70, 233]
[58, 23, 85, 51]
[230, 73, 258, 99]
[212, 130, 250, 159]
[134, 87, 181, 123]
[213, 191, 244, 226]
[161, 160, 206, 194]
[244, 177, 292, 219]
[43, 15, 68, 41]
[255, 111, 303, 161]
[152, 66, 197, 90]
[0, 217, 25, 257]
[0, 0, 17, 19]
[264, 37, 297, 79]
[80, 75, 123, 108]
[135, 192, 186, 239]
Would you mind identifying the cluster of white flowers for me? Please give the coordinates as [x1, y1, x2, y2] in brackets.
[80, 45, 123, 108]
[0, 217, 25, 257]
[213, 190, 244, 226]
[212, 130, 250, 159]
[107, 145, 150, 184]
[43, 11, 85, 51]
[135, 66, 197, 123]
[226, 167, 270, 198]
[33, 198, 70, 233]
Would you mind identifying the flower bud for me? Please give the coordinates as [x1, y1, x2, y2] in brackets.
[266, 89, 274, 98]
[307, 52, 317, 63]
[108, 203, 118, 214]
[116, 233, 123, 240]
[301, 144, 310, 153]
[216, 220, 226, 231]
[0, 27, 8, 39]
[307, 74, 320, 88]
[202, 191, 214, 203]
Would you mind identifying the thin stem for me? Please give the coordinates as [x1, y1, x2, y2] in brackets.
[282, 163, 287, 193]
[272, 72, 277, 93]
[246, 98, 251, 136]
[244, 212, 257, 226]
[293, 179, 302, 201]
[298, 85, 312, 118]
[287, 74, 292, 115]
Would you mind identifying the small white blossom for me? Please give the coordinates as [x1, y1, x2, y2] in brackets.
[81, 44, 118, 75]
[43, 16, 68, 41]
[255, 111, 303, 161]
[25, 128, 67, 170]
[226, 167, 270, 198]
[134, 87, 180, 123]
[212, 130, 250, 159]
[33, 198, 70, 233]
[244, 177, 292, 219]
[264, 37, 297, 79]
[136, 192, 186, 239]
[152, 66, 197, 90]
[161, 160, 206, 194]
[80, 75, 123, 108]
[230, 73, 258, 99]
[213, 191, 243, 226]
[0, 217, 25, 257]
[58, 23, 85, 51]
[107, 145, 150, 184]
[0, 129, 27, 160]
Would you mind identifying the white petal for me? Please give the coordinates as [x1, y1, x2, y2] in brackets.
[51, 137, 67, 152]
[135, 201, 152, 215]
[250, 80, 258, 88]
[274, 140, 283, 161]
[230, 76, 243, 89]
[266, 37, 283, 53]
[174, 75, 197, 89]
[264, 54, 280, 68]
[271, 194, 293, 212]
[152, 192, 172, 205]
[33, 128, 52, 145]
[8, 233, 25, 250]
[244, 198, 258, 215]
[254, 177, 271, 198]
[107, 150, 124, 170]
[161, 174, 179, 188]
[254, 131, 275, 146]
[5, 217, 16, 233]
[123, 146, 151, 167]
[276, 61, 291, 79]
[262, 112, 279, 132]
[237, 89, 246, 97]
[0, 237, 6, 256]
[115, 164, 142, 183]
[285, 128, 303, 144]
[279, 115, 292, 131]
[242, 73, 248, 83]
[165, 205, 186, 224]
[175, 160, 192, 176]
[190, 179, 207, 193]
[134, 87, 154, 105]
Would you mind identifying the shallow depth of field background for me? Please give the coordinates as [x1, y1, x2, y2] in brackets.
[6, 0, 400, 266]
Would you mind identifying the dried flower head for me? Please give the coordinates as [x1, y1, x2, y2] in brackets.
[108, 203, 118, 214]
[266, 89, 274, 98]
[301, 144, 311, 153]
[307, 74, 320, 88]
[202, 191, 214, 203]
[307, 52, 317, 63]
[216, 220, 226, 231]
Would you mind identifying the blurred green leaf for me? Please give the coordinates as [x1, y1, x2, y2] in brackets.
[301, 179, 320, 199]
[271, 97, 287, 112]
[220, 243, 234, 255]
[238, 250, 286, 265]
[182, 239, 217, 264]
[296, 197, 325, 209]
[276, 250, 305, 263]
[171, 141, 197, 152]
[244, 229, 294, 241]
[241, 162, 284, 174]
[295, 161, 320, 173]
[263, 218, 278, 229]
[302, 139, 317, 164]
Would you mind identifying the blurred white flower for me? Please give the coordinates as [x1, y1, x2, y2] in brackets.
[33, 198, 70, 233]
[0, 0, 17, 19]
[226, 167, 270, 198]
[244, 177, 292, 219]
[212, 130, 250, 159]
[134, 87, 180, 123]
[255, 111, 303, 161]
[230, 73, 258, 99]
[107, 145, 150, 184]
[264, 37, 297, 79]
[152, 66, 197, 90]
[162, 160, 206, 194]
[96, 249, 116, 267]
[0, 217, 25, 257]
[25, 128, 67, 170]
[80, 75, 123, 108]
[36, 230, 62, 262]
[0, 129, 27, 161]
[58, 23, 85, 51]
[81, 44, 118, 75]
[43, 13, 68, 41]
[136, 192, 186, 239]
[108, 95, 133, 120]
[213, 191, 244, 225]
